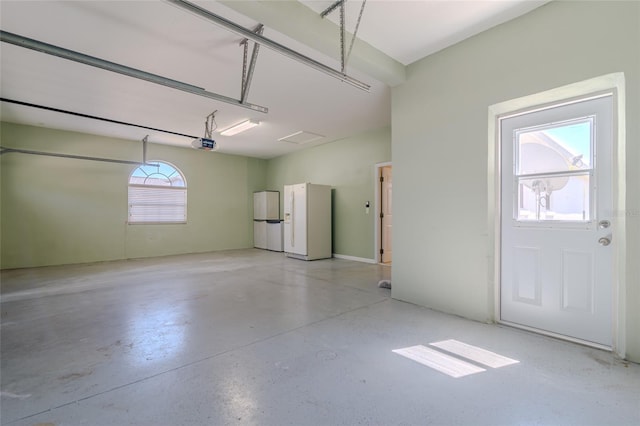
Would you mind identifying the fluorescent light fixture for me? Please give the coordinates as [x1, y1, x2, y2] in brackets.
[220, 119, 259, 136]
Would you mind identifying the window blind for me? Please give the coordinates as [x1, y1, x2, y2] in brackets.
[128, 185, 186, 223]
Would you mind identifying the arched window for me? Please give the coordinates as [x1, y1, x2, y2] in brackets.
[128, 161, 187, 223]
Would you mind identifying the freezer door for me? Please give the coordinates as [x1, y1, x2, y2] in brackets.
[283, 185, 293, 253]
[284, 184, 307, 255]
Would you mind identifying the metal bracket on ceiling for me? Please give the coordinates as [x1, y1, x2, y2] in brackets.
[320, 0, 367, 73]
[320, 0, 343, 18]
[203, 110, 217, 139]
[239, 24, 264, 104]
[167, 0, 370, 92]
[142, 135, 149, 164]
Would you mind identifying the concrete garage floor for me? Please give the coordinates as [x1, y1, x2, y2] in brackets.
[1, 249, 638, 426]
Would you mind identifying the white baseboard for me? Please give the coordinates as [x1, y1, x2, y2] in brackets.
[332, 254, 377, 264]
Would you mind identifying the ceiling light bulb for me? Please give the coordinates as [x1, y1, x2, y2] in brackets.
[220, 119, 259, 136]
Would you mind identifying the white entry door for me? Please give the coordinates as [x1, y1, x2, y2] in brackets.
[500, 95, 614, 347]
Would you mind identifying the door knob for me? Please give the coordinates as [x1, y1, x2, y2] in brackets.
[598, 237, 611, 246]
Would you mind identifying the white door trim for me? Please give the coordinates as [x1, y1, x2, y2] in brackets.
[375, 161, 392, 264]
[488, 73, 627, 357]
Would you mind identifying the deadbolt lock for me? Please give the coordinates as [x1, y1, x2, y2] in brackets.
[598, 220, 611, 229]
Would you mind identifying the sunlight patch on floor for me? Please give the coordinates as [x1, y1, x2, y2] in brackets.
[393, 340, 519, 378]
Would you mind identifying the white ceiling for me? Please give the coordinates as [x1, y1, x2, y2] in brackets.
[0, 0, 548, 159]
[300, 0, 548, 66]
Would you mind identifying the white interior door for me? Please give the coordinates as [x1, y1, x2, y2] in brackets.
[500, 95, 614, 347]
[381, 166, 393, 264]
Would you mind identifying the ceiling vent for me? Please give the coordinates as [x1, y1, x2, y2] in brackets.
[278, 131, 324, 144]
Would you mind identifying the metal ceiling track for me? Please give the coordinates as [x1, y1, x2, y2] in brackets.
[0, 146, 158, 167]
[1, 127, 157, 166]
[166, 0, 371, 92]
[0, 30, 268, 114]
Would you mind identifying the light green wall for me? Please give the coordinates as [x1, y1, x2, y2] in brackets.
[266, 127, 391, 260]
[0, 121, 386, 268]
[0, 122, 267, 268]
[392, 1, 640, 361]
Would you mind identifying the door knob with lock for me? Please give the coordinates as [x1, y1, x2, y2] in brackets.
[598, 237, 611, 246]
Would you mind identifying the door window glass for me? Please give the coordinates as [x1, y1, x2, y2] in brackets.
[514, 118, 593, 222]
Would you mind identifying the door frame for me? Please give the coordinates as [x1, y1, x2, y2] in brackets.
[375, 161, 392, 264]
[488, 73, 627, 357]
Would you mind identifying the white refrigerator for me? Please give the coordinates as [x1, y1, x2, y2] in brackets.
[283, 183, 332, 260]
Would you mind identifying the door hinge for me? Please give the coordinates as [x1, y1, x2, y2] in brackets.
[380, 248, 384, 255]
[380, 212, 384, 218]
[380, 176, 384, 182]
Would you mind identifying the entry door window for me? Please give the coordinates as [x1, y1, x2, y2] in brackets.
[514, 119, 593, 223]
